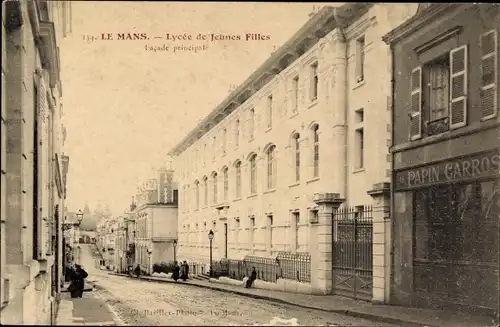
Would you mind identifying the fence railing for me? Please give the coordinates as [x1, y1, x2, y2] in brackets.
[211, 252, 311, 284]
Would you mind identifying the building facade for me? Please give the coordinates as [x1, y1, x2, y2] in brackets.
[1, 0, 72, 324]
[383, 4, 500, 316]
[170, 4, 418, 298]
[134, 166, 179, 274]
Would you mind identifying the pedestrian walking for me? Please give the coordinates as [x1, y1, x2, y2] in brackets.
[180, 261, 189, 281]
[245, 267, 257, 288]
[172, 261, 180, 281]
[68, 264, 88, 298]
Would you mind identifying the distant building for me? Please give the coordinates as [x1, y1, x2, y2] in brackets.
[134, 165, 179, 274]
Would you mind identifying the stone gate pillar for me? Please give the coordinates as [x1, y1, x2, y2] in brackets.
[310, 193, 344, 294]
[367, 182, 391, 303]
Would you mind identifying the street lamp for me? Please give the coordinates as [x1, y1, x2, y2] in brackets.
[173, 240, 177, 263]
[147, 248, 152, 275]
[208, 230, 214, 277]
[76, 209, 84, 225]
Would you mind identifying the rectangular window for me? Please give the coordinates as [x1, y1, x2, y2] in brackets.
[293, 212, 300, 250]
[411, 45, 468, 140]
[292, 76, 299, 113]
[312, 125, 319, 178]
[355, 128, 364, 169]
[235, 119, 240, 147]
[480, 29, 498, 120]
[310, 63, 318, 101]
[356, 36, 365, 83]
[267, 95, 273, 128]
[268, 215, 273, 251]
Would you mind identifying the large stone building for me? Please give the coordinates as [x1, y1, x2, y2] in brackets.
[134, 165, 179, 274]
[383, 3, 500, 317]
[1, 0, 72, 324]
[169, 4, 418, 298]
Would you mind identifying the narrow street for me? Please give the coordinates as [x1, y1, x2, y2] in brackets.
[79, 244, 394, 326]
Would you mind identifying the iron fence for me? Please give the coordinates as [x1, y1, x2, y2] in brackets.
[276, 252, 311, 283]
[212, 252, 311, 283]
[332, 205, 373, 300]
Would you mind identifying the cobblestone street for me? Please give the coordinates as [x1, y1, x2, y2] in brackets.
[81, 245, 394, 326]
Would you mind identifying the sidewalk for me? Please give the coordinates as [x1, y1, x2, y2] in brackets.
[110, 272, 498, 327]
[56, 282, 122, 326]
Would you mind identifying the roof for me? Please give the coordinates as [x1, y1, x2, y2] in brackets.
[168, 3, 372, 156]
[382, 4, 464, 45]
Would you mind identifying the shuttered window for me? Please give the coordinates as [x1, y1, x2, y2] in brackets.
[480, 29, 498, 120]
[449, 45, 468, 129]
[409, 67, 422, 140]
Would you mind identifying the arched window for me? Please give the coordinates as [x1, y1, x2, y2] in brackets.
[223, 167, 229, 201]
[235, 119, 240, 147]
[203, 177, 208, 206]
[222, 128, 227, 154]
[249, 154, 257, 194]
[249, 109, 255, 139]
[235, 161, 242, 198]
[267, 145, 277, 189]
[294, 134, 300, 182]
[212, 173, 218, 204]
[312, 125, 319, 177]
[195, 181, 200, 209]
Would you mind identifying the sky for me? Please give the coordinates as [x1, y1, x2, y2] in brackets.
[60, 1, 333, 216]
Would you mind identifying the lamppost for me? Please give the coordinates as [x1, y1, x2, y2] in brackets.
[147, 248, 152, 275]
[208, 230, 214, 277]
[75, 209, 84, 263]
[173, 239, 177, 263]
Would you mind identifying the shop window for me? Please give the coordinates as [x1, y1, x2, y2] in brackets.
[414, 181, 499, 263]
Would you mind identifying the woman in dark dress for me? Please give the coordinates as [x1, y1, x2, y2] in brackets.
[69, 264, 88, 298]
[172, 261, 180, 281]
[245, 267, 257, 288]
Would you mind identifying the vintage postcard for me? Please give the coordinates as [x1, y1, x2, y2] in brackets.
[1, 2, 499, 326]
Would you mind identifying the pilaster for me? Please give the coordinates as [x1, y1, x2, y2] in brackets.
[309, 193, 344, 294]
[331, 29, 347, 196]
[367, 182, 391, 303]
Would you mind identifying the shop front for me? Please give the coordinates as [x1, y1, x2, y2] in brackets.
[392, 146, 499, 315]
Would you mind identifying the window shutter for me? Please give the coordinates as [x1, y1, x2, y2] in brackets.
[449, 45, 468, 129]
[480, 29, 498, 120]
[409, 66, 422, 140]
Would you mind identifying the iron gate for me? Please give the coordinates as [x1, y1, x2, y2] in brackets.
[332, 205, 373, 300]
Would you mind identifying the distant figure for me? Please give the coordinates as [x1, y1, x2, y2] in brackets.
[172, 261, 180, 281]
[180, 261, 189, 281]
[69, 264, 88, 298]
[133, 264, 141, 278]
[245, 267, 257, 288]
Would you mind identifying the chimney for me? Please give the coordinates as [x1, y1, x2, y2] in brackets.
[308, 5, 317, 18]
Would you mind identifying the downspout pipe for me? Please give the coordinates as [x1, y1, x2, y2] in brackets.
[388, 42, 396, 304]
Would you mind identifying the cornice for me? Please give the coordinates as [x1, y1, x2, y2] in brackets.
[382, 4, 467, 45]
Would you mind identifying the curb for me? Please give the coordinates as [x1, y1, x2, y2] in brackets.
[107, 273, 432, 327]
[93, 291, 127, 326]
